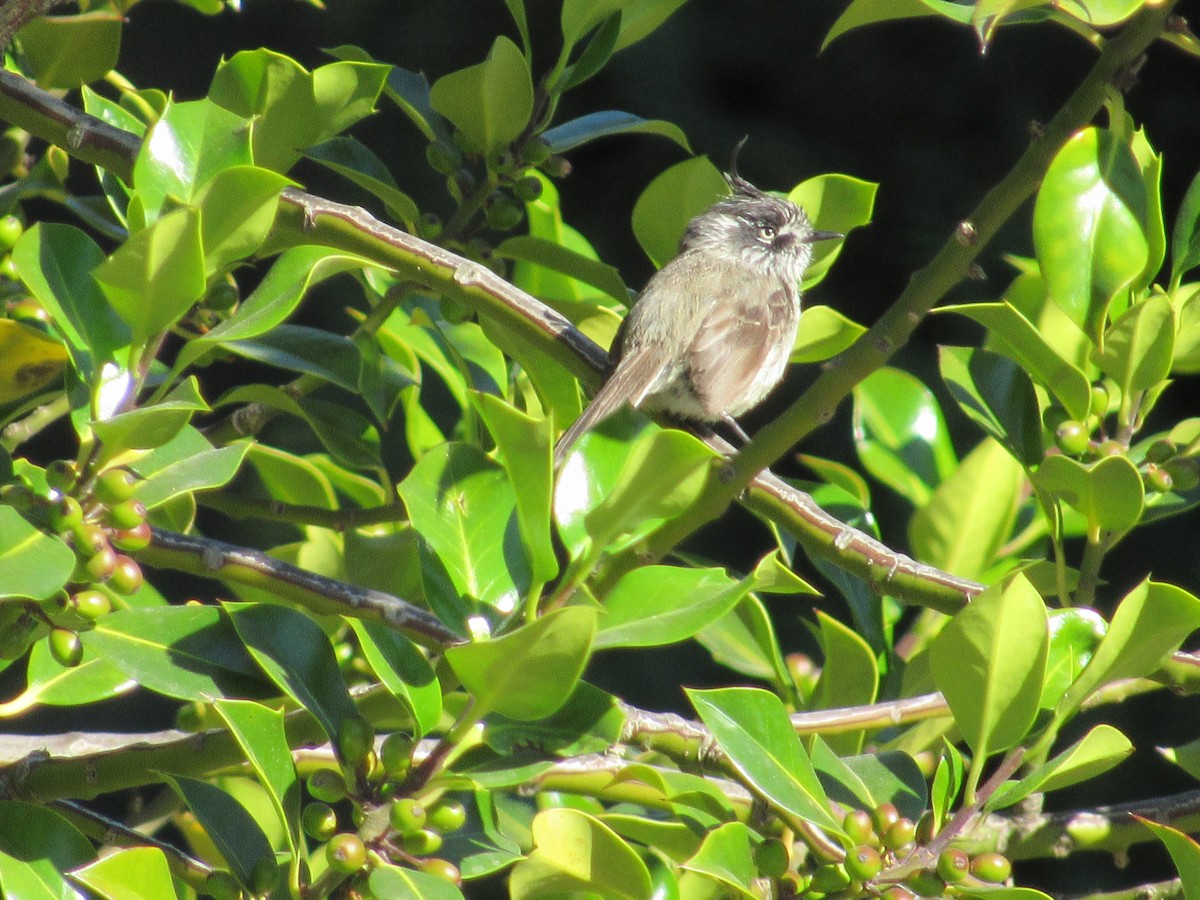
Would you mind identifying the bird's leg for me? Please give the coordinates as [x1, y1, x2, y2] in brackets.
[721, 413, 752, 444]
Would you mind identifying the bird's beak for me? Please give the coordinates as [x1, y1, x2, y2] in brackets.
[804, 230, 843, 243]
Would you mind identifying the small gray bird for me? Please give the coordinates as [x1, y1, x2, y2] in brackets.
[554, 166, 839, 469]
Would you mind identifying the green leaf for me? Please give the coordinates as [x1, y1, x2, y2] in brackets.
[473, 392, 559, 585]
[398, 442, 531, 610]
[688, 686, 839, 831]
[504, 0, 531, 53]
[0, 801, 93, 896]
[813, 611, 879, 754]
[486, 682, 623, 758]
[792, 305, 867, 364]
[1042, 607, 1106, 708]
[378, 66, 448, 143]
[164, 774, 275, 894]
[939, 346, 1043, 466]
[368, 865, 466, 900]
[0, 507, 74, 601]
[302, 137, 419, 227]
[929, 575, 1048, 757]
[347, 620, 442, 737]
[1093, 292, 1175, 395]
[92, 377, 210, 453]
[558, 427, 715, 557]
[595, 565, 750, 649]
[446, 607, 597, 721]
[823, 0, 973, 51]
[1032, 453, 1144, 537]
[939, 301, 1093, 421]
[430, 36, 533, 153]
[81, 606, 260, 701]
[542, 111, 690, 154]
[788, 174, 877, 289]
[133, 99, 253, 222]
[225, 602, 358, 745]
[132, 426, 249, 510]
[495, 235, 629, 305]
[15, 641, 133, 711]
[1171, 167, 1200, 284]
[852, 366, 957, 507]
[0, 318, 67, 403]
[12, 223, 130, 373]
[509, 807, 652, 900]
[70, 847, 180, 900]
[196, 166, 291, 278]
[1058, 580, 1200, 720]
[679, 821, 757, 898]
[211, 698, 300, 856]
[15, 11, 121, 89]
[557, 12, 620, 91]
[1033, 127, 1149, 341]
[210, 50, 388, 172]
[697, 592, 794, 684]
[810, 739, 927, 821]
[93, 207, 206, 347]
[632, 156, 727, 267]
[1138, 817, 1200, 898]
[601, 814, 702, 863]
[1058, 0, 1148, 26]
[987, 724, 1133, 810]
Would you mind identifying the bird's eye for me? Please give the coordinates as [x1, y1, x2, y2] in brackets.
[757, 224, 777, 241]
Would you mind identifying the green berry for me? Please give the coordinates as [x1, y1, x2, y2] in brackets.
[1054, 420, 1090, 457]
[1042, 404, 1069, 432]
[73, 522, 109, 556]
[870, 802, 899, 835]
[883, 817, 916, 851]
[379, 731, 415, 778]
[485, 192, 524, 230]
[336, 716, 374, 767]
[971, 851, 1012, 883]
[844, 844, 881, 881]
[175, 702, 205, 732]
[417, 212, 442, 240]
[83, 544, 117, 581]
[842, 809, 874, 844]
[107, 498, 147, 530]
[324, 833, 366, 873]
[419, 858, 462, 885]
[1095, 439, 1124, 458]
[1145, 438, 1177, 465]
[48, 627, 83, 667]
[108, 555, 143, 595]
[1089, 383, 1110, 418]
[428, 799, 466, 833]
[882, 888, 917, 900]
[512, 175, 543, 202]
[809, 862, 850, 893]
[94, 468, 138, 504]
[203, 870, 242, 900]
[302, 802, 338, 841]
[0, 214, 23, 251]
[753, 838, 789, 878]
[71, 589, 111, 620]
[542, 155, 571, 178]
[1165, 457, 1200, 492]
[937, 847, 971, 884]
[400, 827, 443, 856]
[49, 496, 83, 532]
[520, 137, 551, 166]
[44, 460, 77, 492]
[389, 798, 427, 835]
[1144, 463, 1174, 494]
[112, 522, 152, 551]
[307, 768, 346, 803]
[425, 141, 460, 175]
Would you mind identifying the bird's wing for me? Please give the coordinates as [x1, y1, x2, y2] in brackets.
[686, 277, 795, 417]
[553, 345, 668, 469]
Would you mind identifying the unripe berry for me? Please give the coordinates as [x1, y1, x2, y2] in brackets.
[336, 716, 374, 767]
[883, 817, 916, 851]
[82, 544, 117, 581]
[419, 858, 462, 885]
[389, 798, 426, 835]
[870, 802, 899, 835]
[809, 862, 850, 893]
[1165, 457, 1200, 492]
[844, 844, 882, 881]
[302, 802, 338, 841]
[379, 731, 415, 778]
[971, 851, 1012, 883]
[107, 498, 147, 530]
[1042, 404, 1069, 432]
[843, 808, 875, 844]
[512, 175, 543, 202]
[1145, 438, 1177, 465]
[94, 468, 138, 504]
[753, 838, 789, 878]
[1054, 420, 1090, 457]
[937, 847, 971, 884]
[325, 833, 366, 873]
[48, 628, 83, 667]
[49, 496, 83, 532]
[44, 460, 77, 492]
[73, 522, 109, 556]
[400, 827, 443, 856]
[71, 589, 111, 620]
[1089, 383, 1110, 418]
[428, 799, 467, 833]
[307, 768, 346, 804]
[112, 522, 152, 551]
[1144, 463, 1174, 494]
[108, 555, 143, 595]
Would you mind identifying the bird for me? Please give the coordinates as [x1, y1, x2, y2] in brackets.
[553, 159, 839, 469]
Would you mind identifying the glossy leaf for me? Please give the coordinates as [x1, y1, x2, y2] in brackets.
[473, 392, 559, 585]
[813, 611, 879, 754]
[132, 426, 249, 510]
[15, 11, 121, 89]
[823, 0, 973, 51]
[697, 592, 794, 684]
[225, 602, 358, 744]
[398, 441, 531, 611]
[70, 846, 180, 900]
[0, 801, 93, 896]
[1058, 0, 1147, 26]
[1032, 454, 1144, 537]
[12, 223, 130, 372]
[929, 575, 1048, 757]
[596, 565, 749, 649]
[940, 301, 1093, 421]
[1033, 127, 1149, 341]
[632, 156, 726, 267]
[788, 173, 877, 289]
[92, 377, 209, 452]
[81, 606, 260, 701]
[430, 36, 533, 153]
[810, 740, 927, 821]
[302, 136, 419, 226]
[347, 619, 442, 736]
[485, 682, 624, 757]
[93, 207, 206, 346]
[688, 686, 839, 831]
[542, 111, 689, 154]
[1042, 607, 1106, 708]
[165, 774, 275, 894]
[495, 234, 628, 305]
[0, 506, 74, 601]
[1058, 580, 1200, 720]
[1093, 292, 1175, 396]
[509, 807, 651, 900]
[679, 821, 757, 898]
[13, 643, 132, 712]
[557, 12, 620, 91]
[368, 865, 466, 900]
[792, 305, 867, 364]
[132, 99, 253, 222]
[445, 607, 597, 721]
[852, 366, 956, 507]
[1171, 167, 1200, 284]
[988, 724, 1133, 810]
[1137, 817, 1200, 895]
[940, 346, 1043, 466]
[196, 166, 291, 278]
